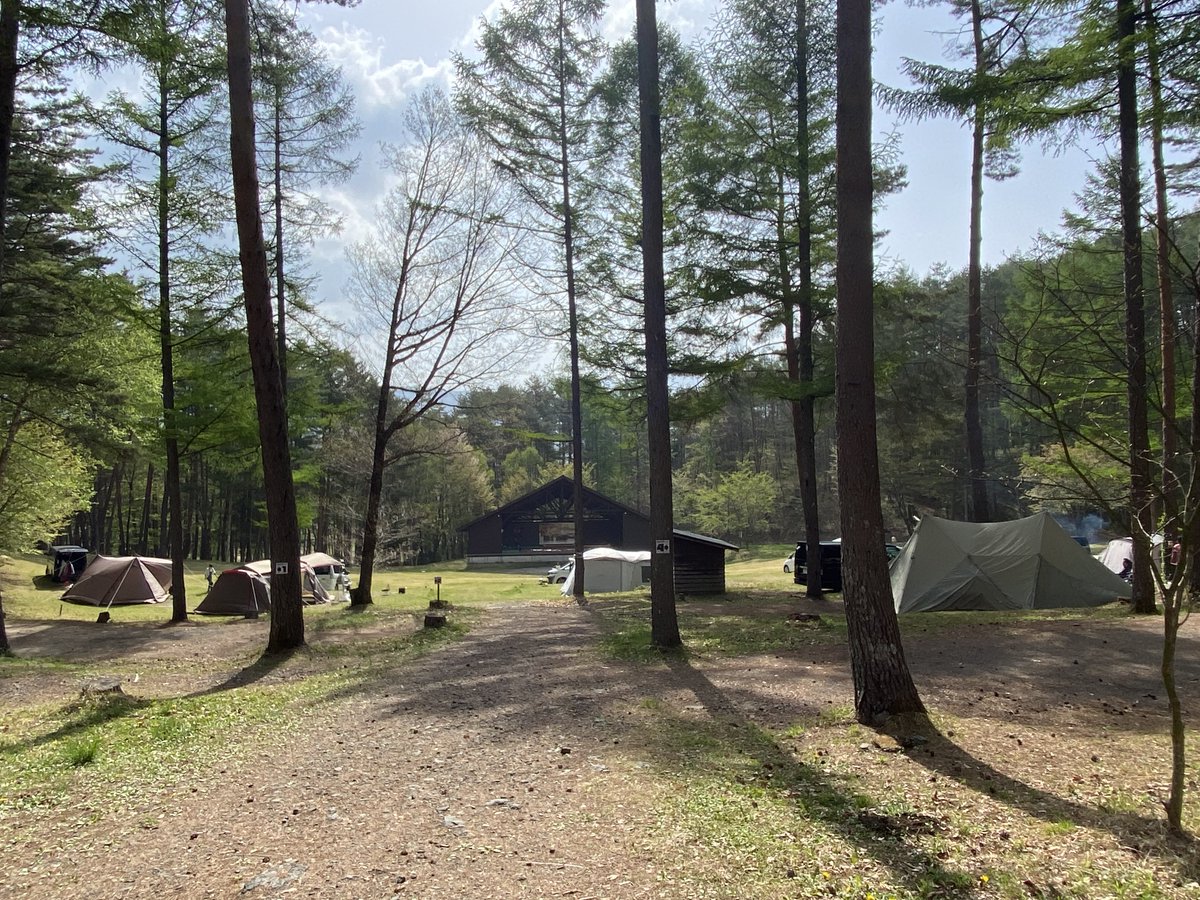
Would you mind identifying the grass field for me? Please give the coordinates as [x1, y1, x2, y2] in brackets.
[0, 553, 561, 624]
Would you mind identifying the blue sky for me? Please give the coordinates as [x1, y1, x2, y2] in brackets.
[296, 0, 1100, 318]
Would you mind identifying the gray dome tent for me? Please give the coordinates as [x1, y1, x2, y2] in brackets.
[890, 512, 1131, 613]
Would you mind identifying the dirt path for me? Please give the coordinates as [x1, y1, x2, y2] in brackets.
[3, 602, 1198, 899]
[3, 603, 679, 900]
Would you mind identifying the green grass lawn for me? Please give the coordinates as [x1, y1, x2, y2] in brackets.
[0, 553, 561, 624]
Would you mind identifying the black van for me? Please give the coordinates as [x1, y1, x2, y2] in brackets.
[46, 545, 89, 582]
[792, 541, 902, 592]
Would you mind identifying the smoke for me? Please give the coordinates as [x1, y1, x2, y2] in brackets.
[1051, 512, 1106, 542]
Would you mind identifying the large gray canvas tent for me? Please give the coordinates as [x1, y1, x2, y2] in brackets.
[61, 555, 172, 606]
[195, 566, 271, 616]
[890, 512, 1132, 613]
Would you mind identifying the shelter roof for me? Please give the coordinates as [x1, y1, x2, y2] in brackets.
[672, 529, 740, 551]
[458, 476, 647, 530]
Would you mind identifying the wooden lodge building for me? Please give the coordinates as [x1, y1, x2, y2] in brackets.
[458, 476, 738, 594]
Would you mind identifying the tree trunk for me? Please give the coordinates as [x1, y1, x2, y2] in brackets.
[792, 0, 822, 597]
[224, 0, 304, 652]
[0, 0, 17, 297]
[636, 0, 680, 647]
[139, 462, 154, 556]
[1161, 579, 1186, 831]
[1116, 0, 1155, 615]
[555, 0, 586, 602]
[115, 463, 127, 555]
[0, 584, 9, 656]
[965, 0, 990, 523]
[1144, 0, 1177, 517]
[273, 86, 287, 398]
[159, 74, 187, 624]
[352, 415, 387, 607]
[836, 0, 924, 723]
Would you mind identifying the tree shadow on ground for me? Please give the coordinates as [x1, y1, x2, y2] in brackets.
[652, 654, 984, 897]
[189, 647, 297, 696]
[1, 690, 149, 753]
[890, 714, 1199, 872]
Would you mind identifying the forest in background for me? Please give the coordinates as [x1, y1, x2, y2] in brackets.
[1, 0, 1197, 567]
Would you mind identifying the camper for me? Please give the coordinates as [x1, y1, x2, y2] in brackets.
[301, 552, 348, 595]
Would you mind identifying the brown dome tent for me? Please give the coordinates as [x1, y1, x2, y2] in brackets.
[60, 555, 172, 606]
[195, 566, 271, 616]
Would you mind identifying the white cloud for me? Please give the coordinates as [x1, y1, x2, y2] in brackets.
[317, 24, 454, 109]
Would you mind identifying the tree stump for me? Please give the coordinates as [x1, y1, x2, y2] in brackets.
[428, 598, 449, 610]
[424, 612, 447, 629]
[81, 677, 124, 699]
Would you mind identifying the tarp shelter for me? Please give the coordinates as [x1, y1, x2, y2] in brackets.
[61, 555, 172, 606]
[890, 512, 1132, 613]
[244, 559, 331, 604]
[560, 547, 651, 595]
[195, 567, 271, 616]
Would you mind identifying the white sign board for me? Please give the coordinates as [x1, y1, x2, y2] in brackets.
[655, 540, 670, 554]
[274, 562, 289, 575]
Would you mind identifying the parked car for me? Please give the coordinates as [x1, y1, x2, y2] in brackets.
[45, 544, 89, 583]
[791, 540, 902, 592]
[546, 560, 574, 584]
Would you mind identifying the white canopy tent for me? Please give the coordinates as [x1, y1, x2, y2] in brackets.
[560, 547, 652, 595]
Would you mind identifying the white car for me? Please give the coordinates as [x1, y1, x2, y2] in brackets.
[783, 548, 797, 573]
[546, 560, 573, 584]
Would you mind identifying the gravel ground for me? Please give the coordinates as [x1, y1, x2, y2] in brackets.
[3, 600, 1198, 899]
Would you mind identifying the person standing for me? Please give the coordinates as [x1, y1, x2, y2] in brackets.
[205, 563, 216, 591]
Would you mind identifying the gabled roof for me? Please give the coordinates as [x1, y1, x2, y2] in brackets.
[458, 476, 648, 531]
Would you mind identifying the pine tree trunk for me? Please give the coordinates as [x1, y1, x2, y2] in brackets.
[554, 0, 587, 603]
[0, 585, 9, 656]
[636, 0, 680, 647]
[836, 0, 923, 723]
[273, 88, 287, 397]
[1144, 0, 1177, 515]
[1116, 0, 1155, 615]
[792, 0, 822, 596]
[224, 0, 304, 652]
[139, 462, 154, 556]
[353, 419, 387, 607]
[159, 76, 187, 624]
[965, 0, 990, 523]
[0, 0, 16, 295]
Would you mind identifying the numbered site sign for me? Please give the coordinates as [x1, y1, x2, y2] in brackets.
[655, 540, 671, 554]
[274, 561, 289, 575]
